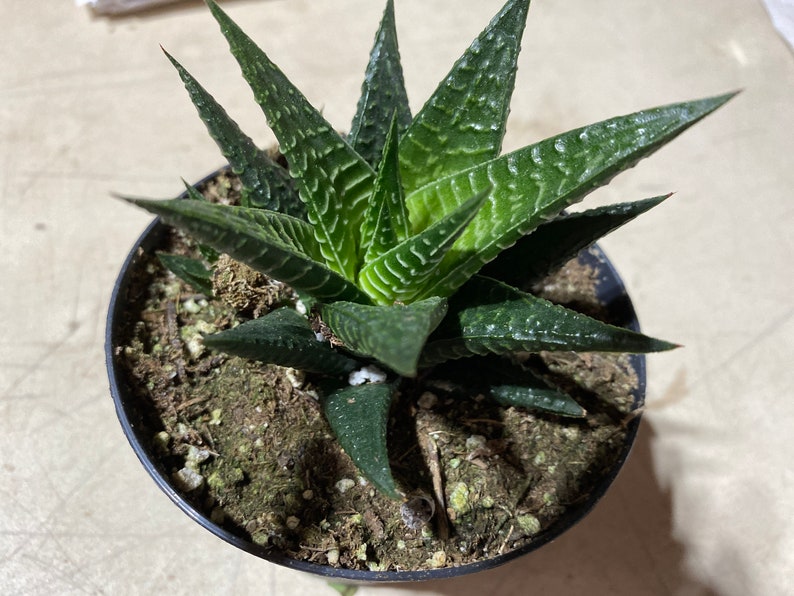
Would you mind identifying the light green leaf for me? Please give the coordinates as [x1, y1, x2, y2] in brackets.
[164, 50, 303, 217]
[124, 197, 371, 304]
[349, 0, 411, 168]
[399, 0, 530, 192]
[322, 383, 400, 499]
[360, 115, 410, 265]
[322, 297, 448, 377]
[358, 189, 489, 305]
[206, 0, 376, 280]
[407, 93, 738, 299]
[202, 308, 358, 375]
[481, 195, 670, 286]
[422, 276, 677, 365]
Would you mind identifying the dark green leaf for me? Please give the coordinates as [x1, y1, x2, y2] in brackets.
[124, 197, 371, 304]
[203, 308, 358, 375]
[323, 297, 448, 377]
[358, 189, 489, 305]
[360, 115, 410, 265]
[399, 0, 530, 192]
[164, 50, 304, 217]
[206, 0, 375, 280]
[407, 93, 738, 299]
[157, 252, 214, 296]
[481, 195, 670, 286]
[490, 384, 585, 418]
[422, 276, 677, 365]
[322, 383, 400, 499]
[435, 355, 585, 417]
[473, 356, 586, 417]
[348, 0, 411, 168]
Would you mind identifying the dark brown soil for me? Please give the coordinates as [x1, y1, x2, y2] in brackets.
[111, 171, 641, 572]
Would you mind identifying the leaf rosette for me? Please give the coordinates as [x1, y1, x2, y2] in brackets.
[124, 0, 735, 498]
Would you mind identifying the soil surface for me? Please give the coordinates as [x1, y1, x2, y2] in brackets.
[112, 171, 641, 572]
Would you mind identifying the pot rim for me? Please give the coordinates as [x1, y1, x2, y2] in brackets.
[106, 171, 646, 582]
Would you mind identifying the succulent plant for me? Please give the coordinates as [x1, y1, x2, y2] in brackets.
[124, 0, 734, 499]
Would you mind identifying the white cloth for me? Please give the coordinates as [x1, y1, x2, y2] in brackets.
[75, 0, 181, 15]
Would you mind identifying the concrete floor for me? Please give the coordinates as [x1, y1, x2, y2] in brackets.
[1, 0, 792, 594]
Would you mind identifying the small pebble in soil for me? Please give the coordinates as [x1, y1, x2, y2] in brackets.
[185, 445, 211, 470]
[153, 431, 170, 453]
[172, 467, 204, 492]
[428, 550, 447, 569]
[336, 478, 356, 494]
[465, 434, 487, 452]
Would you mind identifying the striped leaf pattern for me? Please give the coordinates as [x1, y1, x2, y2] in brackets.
[125, 197, 370, 303]
[481, 195, 671, 286]
[422, 276, 677, 365]
[358, 190, 489, 305]
[398, 0, 530, 193]
[348, 0, 412, 168]
[322, 297, 447, 377]
[406, 93, 738, 299]
[360, 116, 411, 265]
[164, 50, 303, 217]
[206, 0, 375, 281]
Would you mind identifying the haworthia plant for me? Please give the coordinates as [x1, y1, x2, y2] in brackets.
[124, 0, 735, 499]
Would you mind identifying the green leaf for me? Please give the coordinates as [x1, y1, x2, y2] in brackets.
[483, 358, 585, 418]
[202, 308, 358, 375]
[124, 197, 371, 304]
[322, 297, 448, 377]
[399, 0, 530, 192]
[157, 252, 214, 296]
[358, 189, 489, 305]
[481, 195, 670, 286]
[164, 50, 304, 217]
[360, 115, 410, 265]
[183, 181, 208, 202]
[407, 93, 738, 299]
[439, 356, 585, 417]
[422, 276, 677, 365]
[491, 384, 585, 418]
[348, 0, 411, 168]
[206, 0, 376, 280]
[322, 383, 400, 499]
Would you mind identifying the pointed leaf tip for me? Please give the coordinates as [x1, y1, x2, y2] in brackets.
[399, 0, 531, 192]
[349, 0, 411, 167]
[322, 383, 401, 499]
[206, 0, 375, 280]
[323, 297, 448, 377]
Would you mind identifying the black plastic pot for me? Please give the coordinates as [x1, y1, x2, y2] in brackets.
[106, 181, 647, 582]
